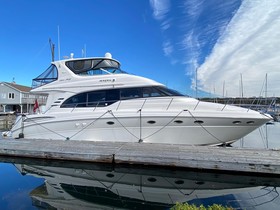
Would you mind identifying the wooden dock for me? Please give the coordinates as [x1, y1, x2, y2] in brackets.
[1, 138, 280, 176]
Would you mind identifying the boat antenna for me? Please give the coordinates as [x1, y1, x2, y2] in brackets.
[49, 38, 55, 62]
[57, 25, 61, 60]
[82, 44, 87, 57]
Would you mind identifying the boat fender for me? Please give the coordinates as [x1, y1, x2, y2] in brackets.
[18, 133, 24, 139]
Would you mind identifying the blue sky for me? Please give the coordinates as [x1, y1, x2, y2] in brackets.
[0, 0, 279, 97]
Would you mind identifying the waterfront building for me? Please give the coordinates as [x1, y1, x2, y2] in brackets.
[0, 82, 47, 114]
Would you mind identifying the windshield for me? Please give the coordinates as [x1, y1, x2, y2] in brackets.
[66, 58, 125, 76]
[32, 64, 58, 89]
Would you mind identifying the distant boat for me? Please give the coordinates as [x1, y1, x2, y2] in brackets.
[11, 53, 272, 145]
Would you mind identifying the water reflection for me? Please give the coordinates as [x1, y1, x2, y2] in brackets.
[5, 158, 280, 210]
[233, 122, 280, 149]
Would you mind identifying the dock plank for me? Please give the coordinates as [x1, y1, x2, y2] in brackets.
[1, 138, 280, 175]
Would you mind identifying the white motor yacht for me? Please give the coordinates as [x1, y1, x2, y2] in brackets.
[11, 53, 272, 145]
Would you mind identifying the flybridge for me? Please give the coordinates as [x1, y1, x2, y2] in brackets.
[66, 58, 121, 75]
[32, 53, 124, 89]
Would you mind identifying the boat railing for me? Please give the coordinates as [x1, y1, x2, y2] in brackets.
[64, 97, 179, 113]
[116, 98, 177, 111]
[56, 97, 244, 113]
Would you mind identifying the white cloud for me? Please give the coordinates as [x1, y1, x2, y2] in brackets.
[183, 0, 204, 19]
[162, 40, 173, 56]
[150, 0, 175, 61]
[149, 0, 170, 21]
[181, 31, 200, 69]
[197, 0, 280, 97]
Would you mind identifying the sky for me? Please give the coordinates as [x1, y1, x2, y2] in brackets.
[0, 0, 279, 98]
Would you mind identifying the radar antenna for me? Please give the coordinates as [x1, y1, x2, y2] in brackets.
[49, 38, 55, 62]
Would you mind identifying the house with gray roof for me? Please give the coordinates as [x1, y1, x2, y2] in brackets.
[0, 82, 47, 113]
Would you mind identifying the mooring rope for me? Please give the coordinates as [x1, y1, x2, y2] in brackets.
[142, 110, 185, 140]
[108, 110, 139, 140]
[163, 176, 197, 196]
[12, 114, 24, 128]
[186, 109, 224, 144]
[20, 107, 224, 145]
[22, 111, 110, 140]
[68, 110, 110, 140]
[23, 115, 68, 139]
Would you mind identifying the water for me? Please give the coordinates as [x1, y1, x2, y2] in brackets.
[1, 123, 280, 210]
[232, 122, 280, 149]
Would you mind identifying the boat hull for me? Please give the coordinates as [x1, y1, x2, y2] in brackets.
[11, 109, 270, 145]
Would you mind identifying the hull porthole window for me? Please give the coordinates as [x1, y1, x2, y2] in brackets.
[106, 173, 115, 178]
[147, 177, 157, 182]
[174, 180, 184, 185]
[107, 121, 115, 125]
[246, 121, 255, 125]
[232, 121, 242, 125]
[174, 120, 183, 124]
[195, 181, 205, 185]
[147, 120, 156, 124]
[194, 120, 204, 124]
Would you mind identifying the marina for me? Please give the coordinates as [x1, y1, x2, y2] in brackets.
[1, 0, 280, 209]
[0, 53, 279, 208]
[1, 53, 278, 208]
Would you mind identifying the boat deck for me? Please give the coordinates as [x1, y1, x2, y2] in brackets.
[0, 138, 280, 176]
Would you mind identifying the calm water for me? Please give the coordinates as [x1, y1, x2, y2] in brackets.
[1, 123, 280, 210]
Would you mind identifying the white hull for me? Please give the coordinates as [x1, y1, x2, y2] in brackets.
[11, 99, 270, 145]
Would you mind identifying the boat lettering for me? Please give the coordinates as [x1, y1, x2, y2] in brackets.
[99, 79, 116, 82]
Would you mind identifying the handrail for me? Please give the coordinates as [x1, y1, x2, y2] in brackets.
[47, 97, 269, 114]
[67, 97, 177, 113]
[62, 97, 231, 113]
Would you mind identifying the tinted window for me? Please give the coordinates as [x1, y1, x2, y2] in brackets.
[106, 89, 120, 103]
[61, 86, 184, 108]
[61, 90, 120, 108]
[143, 87, 165, 97]
[61, 93, 87, 108]
[120, 88, 142, 100]
[156, 86, 183, 96]
[87, 91, 106, 107]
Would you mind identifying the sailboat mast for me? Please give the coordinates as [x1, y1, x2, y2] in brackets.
[265, 73, 268, 99]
